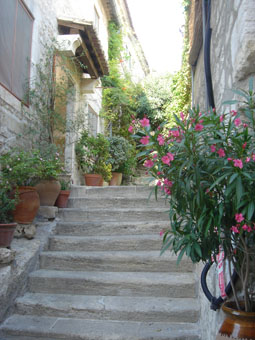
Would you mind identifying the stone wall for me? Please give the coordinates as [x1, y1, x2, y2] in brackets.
[193, 0, 255, 111]
[191, 1, 255, 339]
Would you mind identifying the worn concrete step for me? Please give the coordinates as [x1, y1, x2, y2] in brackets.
[40, 250, 193, 272]
[48, 234, 161, 251]
[0, 314, 201, 339]
[15, 293, 200, 323]
[70, 185, 157, 199]
[58, 207, 169, 222]
[67, 196, 167, 209]
[29, 270, 196, 297]
[55, 221, 170, 236]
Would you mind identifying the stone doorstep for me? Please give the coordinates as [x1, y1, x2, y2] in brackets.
[15, 293, 200, 323]
[28, 269, 197, 298]
[1, 314, 201, 340]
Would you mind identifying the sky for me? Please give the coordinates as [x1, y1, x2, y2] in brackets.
[127, 0, 185, 75]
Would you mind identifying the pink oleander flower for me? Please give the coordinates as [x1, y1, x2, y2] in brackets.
[152, 153, 158, 159]
[252, 154, 255, 161]
[167, 152, 174, 161]
[231, 226, 240, 233]
[242, 142, 247, 149]
[210, 145, 216, 152]
[144, 159, 154, 168]
[220, 115, 224, 122]
[195, 123, 204, 131]
[157, 171, 161, 175]
[157, 180, 162, 187]
[234, 118, 241, 126]
[157, 134, 165, 146]
[217, 148, 226, 157]
[140, 136, 150, 145]
[235, 213, 244, 223]
[227, 158, 233, 161]
[180, 112, 185, 120]
[162, 155, 171, 165]
[159, 229, 164, 236]
[233, 159, 243, 169]
[132, 120, 136, 124]
[243, 123, 248, 128]
[164, 178, 173, 187]
[164, 187, 171, 195]
[140, 117, 150, 127]
[246, 157, 251, 163]
[242, 224, 252, 232]
[171, 130, 180, 138]
[128, 125, 134, 133]
[231, 110, 237, 116]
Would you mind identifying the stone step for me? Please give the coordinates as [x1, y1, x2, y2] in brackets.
[40, 250, 193, 272]
[0, 314, 201, 339]
[15, 293, 200, 323]
[70, 185, 158, 198]
[48, 234, 161, 251]
[67, 196, 166, 209]
[55, 221, 170, 236]
[29, 270, 196, 297]
[58, 207, 169, 222]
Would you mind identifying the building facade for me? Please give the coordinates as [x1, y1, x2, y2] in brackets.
[188, 1, 255, 339]
[0, 0, 149, 184]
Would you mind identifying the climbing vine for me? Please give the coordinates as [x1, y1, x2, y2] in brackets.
[167, 0, 191, 118]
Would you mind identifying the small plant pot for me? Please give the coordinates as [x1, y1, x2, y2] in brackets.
[55, 190, 70, 208]
[0, 223, 17, 248]
[84, 174, 103, 186]
[109, 172, 122, 186]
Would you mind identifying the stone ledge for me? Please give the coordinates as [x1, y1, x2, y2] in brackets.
[37, 206, 58, 221]
[0, 221, 56, 323]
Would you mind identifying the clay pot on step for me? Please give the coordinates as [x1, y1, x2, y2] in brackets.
[109, 172, 122, 186]
[218, 301, 255, 339]
[55, 190, 70, 208]
[84, 174, 103, 186]
[35, 180, 61, 206]
[0, 223, 17, 248]
[13, 186, 40, 224]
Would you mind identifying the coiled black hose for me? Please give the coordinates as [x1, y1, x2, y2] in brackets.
[201, 262, 239, 311]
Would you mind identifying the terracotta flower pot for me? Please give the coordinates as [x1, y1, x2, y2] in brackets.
[84, 174, 103, 186]
[109, 172, 122, 186]
[13, 186, 40, 224]
[35, 180, 61, 206]
[55, 190, 70, 208]
[218, 301, 255, 339]
[0, 223, 17, 248]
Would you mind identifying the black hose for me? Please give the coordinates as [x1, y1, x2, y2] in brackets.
[201, 261, 239, 311]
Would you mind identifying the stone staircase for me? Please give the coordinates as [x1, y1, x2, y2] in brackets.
[0, 186, 201, 340]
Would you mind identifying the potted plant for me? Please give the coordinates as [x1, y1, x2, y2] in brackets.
[55, 178, 71, 208]
[107, 136, 136, 185]
[75, 130, 112, 186]
[0, 181, 18, 248]
[130, 80, 255, 339]
[0, 148, 41, 224]
[35, 143, 65, 206]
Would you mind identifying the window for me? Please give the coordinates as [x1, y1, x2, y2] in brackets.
[0, 0, 33, 103]
[94, 7, 99, 34]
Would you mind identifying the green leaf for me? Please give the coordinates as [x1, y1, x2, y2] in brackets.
[249, 77, 253, 93]
[247, 201, 255, 220]
[236, 176, 243, 204]
[229, 173, 238, 184]
[177, 247, 186, 265]
[222, 100, 238, 106]
[194, 243, 202, 258]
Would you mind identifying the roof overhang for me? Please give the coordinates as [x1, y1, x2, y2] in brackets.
[57, 17, 109, 78]
[188, 0, 203, 66]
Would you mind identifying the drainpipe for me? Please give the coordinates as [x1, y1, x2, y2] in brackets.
[202, 0, 215, 109]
